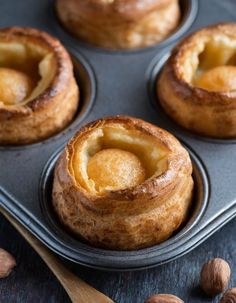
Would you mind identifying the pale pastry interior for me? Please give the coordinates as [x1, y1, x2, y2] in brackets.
[87, 148, 146, 191]
[179, 35, 236, 92]
[0, 42, 57, 107]
[0, 67, 33, 105]
[194, 65, 236, 92]
[70, 125, 169, 195]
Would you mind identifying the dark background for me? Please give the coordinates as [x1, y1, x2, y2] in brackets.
[0, 213, 235, 303]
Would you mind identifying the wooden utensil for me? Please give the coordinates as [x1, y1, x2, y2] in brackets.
[0, 207, 114, 303]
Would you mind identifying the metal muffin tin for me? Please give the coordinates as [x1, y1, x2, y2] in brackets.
[0, 0, 236, 270]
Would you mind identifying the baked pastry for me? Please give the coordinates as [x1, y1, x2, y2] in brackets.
[55, 0, 180, 49]
[0, 27, 79, 145]
[157, 23, 236, 138]
[52, 116, 193, 250]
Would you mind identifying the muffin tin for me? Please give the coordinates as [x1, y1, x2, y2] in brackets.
[0, 0, 236, 270]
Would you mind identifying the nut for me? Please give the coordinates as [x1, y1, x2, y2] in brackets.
[220, 288, 236, 303]
[200, 258, 231, 296]
[0, 248, 16, 278]
[144, 294, 184, 303]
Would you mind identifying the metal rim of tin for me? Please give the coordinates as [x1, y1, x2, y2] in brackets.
[147, 50, 236, 145]
[37, 141, 209, 271]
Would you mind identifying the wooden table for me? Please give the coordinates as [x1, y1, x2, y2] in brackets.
[0, 213, 236, 303]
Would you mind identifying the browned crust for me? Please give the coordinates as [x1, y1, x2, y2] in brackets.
[163, 23, 236, 107]
[52, 116, 193, 250]
[56, 0, 174, 22]
[65, 116, 191, 202]
[0, 27, 79, 144]
[157, 23, 236, 138]
[0, 27, 74, 116]
[55, 0, 180, 49]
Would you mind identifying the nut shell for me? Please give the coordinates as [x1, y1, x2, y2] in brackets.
[220, 288, 236, 303]
[145, 294, 184, 303]
[0, 248, 16, 278]
[200, 258, 231, 296]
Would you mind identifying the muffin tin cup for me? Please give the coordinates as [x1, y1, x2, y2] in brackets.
[51, 0, 199, 54]
[0, 49, 96, 151]
[36, 143, 209, 270]
[147, 50, 236, 145]
[0, 0, 236, 271]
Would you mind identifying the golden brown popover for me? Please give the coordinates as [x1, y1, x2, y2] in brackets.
[52, 116, 194, 250]
[0, 27, 79, 145]
[157, 23, 236, 138]
[55, 0, 180, 49]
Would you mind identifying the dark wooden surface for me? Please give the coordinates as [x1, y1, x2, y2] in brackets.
[0, 213, 236, 303]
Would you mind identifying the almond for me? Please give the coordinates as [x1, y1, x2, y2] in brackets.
[144, 294, 184, 303]
[0, 248, 16, 278]
[200, 258, 231, 296]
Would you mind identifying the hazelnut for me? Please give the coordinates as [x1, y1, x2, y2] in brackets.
[0, 248, 16, 278]
[220, 288, 236, 303]
[200, 258, 231, 296]
[144, 294, 184, 303]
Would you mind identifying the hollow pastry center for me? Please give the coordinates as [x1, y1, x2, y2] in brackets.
[87, 148, 146, 191]
[194, 66, 236, 92]
[0, 67, 33, 105]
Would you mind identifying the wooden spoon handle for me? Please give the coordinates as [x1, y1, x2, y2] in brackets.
[0, 207, 114, 303]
